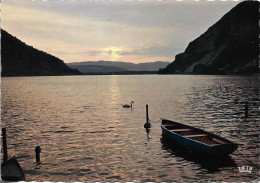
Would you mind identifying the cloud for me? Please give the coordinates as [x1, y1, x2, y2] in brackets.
[1, 0, 240, 63]
[3, 0, 239, 29]
[117, 44, 174, 57]
[107, 50, 113, 56]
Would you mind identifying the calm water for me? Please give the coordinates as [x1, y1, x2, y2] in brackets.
[1, 75, 259, 182]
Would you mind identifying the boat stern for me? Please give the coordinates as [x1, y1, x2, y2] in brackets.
[210, 143, 239, 156]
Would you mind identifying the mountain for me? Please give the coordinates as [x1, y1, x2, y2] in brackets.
[159, 1, 259, 75]
[1, 29, 80, 77]
[67, 61, 170, 74]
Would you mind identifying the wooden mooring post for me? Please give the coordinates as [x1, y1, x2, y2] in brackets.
[35, 146, 41, 163]
[144, 104, 151, 128]
[2, 128, 8, 162]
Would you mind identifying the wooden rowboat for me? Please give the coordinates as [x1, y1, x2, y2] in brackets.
[160, 119, 238, 156]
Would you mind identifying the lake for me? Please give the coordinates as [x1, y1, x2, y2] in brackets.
[1, 75, 259, 182]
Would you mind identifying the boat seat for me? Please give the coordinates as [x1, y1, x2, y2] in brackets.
[212, 138, 226, 144]
[171, 129, 194, 132]
[184, 134, 208, 138]
[163, 124, 174, 127]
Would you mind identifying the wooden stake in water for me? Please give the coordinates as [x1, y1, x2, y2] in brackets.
[2, 128, 8, 162]
[144, 104, 151, 128]
[146, 104, 149, 123]
[245, 101, 248, 118]
[35, 146, 41, 163]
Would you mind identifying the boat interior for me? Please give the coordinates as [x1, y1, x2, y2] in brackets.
[162, 120, 228, 145]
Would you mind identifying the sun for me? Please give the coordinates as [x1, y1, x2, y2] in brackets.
[104, 47, 123, 61]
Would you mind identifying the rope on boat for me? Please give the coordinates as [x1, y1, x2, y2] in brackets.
[234, 150, 260, 168]
[148, 118, 163, 124]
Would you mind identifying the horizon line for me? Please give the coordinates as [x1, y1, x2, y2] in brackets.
[65, 60, 172, 64]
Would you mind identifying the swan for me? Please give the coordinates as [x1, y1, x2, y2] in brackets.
[122, 101, 134, 108]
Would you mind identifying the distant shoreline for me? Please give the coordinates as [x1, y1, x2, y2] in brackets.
[2, 72, 259, 77]
[80, 71, 158, 75]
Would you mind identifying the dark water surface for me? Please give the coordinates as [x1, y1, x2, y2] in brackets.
[1, 75, 259, 182]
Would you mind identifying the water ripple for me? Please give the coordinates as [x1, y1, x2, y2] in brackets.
[1, 75, 259, 182]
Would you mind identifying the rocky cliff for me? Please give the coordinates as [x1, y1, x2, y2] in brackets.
[1, 29, 81, 76]
[159, 1, 259, 75]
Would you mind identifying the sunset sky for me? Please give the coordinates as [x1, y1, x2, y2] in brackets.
[2, 0, 240, 63]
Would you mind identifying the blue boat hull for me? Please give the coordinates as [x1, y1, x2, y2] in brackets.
[160, 119, 238, 156]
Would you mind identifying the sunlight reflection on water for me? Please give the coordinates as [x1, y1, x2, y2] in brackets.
[1, 75, 259, 182]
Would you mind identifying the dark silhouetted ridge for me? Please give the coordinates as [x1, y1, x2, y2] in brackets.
[159, 1, 259, 75]
[1, 29, 81, 76]
[67, 61, 170, 74]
